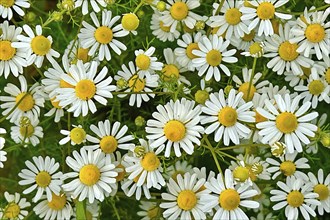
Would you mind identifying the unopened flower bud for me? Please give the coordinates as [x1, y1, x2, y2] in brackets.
[62, 0, 75, 11]
[195, 20, 205, 30]
[224, 85, 234, 96]
[135, 116, 145, 127]
[320, 133, 330, 148]
[122, 13, 140, 31]
[25, 12, 37, 23]
[157, 1, 166, 12]
[52, 11, 63, 21]
[195, 90, 209, 105]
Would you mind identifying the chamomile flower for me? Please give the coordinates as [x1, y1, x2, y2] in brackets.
[74, 0, 107, 15]
[0, 128, 7, 168]
[121, 173, 156, 200]
[294, 74, 330, 109]
[59, 125, 88, 146]
[33, 194, 72, 220]
[121, 13, 140, 35]
[12, 24, 60, 68]
[290, 10, 330, 60]
[0, 21, 27, 79]
[107, 151, 128, 196]
[264, 23, 314, 75]
[232, 67, 269, 101]
[150, 11, 180, 42]
[240, 0, 292, 36]
[201, 169, 259, 220]
[78, 10, 127, 61]
[10, 116, 43, 147]
[114, 61, 159, 107]
[209, 0, 248, 39]
[270, 176, 320, 220]
[138, 200, 164, 220]
[307, 169, 330, 215]
[266, 152, 310, 180]
[134, 47, 163, 77]
[175, 32, 202, 71]
[18, 156, 63, 202]
[0, 192, 30, 220]
[62, 148, 118, 203]
[306, 113, 327, 154]
[201, 89, 255, 146]
[44, 98, 65, 123]
[146, 98, 204, 157]
[260, 83, 289, 101]
[164, 160, 193, 181]
[256, 93, 318, 153]
[241, 41, 265, 57]
[160, 172, 209, 220]
[56, 60, 116, 117]
[0, 75, 45, 123]
[160, 0, 201, 33]
[230, 30, 264, 51]
[0, 0, 30, 20]
[85, 120, 134, 153]
[192, 34, 238, 81]
[64, 39, 95, 64]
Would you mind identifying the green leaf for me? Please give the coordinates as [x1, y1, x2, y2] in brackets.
[76, 200, 86, 220]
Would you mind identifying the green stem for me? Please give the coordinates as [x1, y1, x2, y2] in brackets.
[217, 143, 269, 151]
[110, 198, 121, 220]
[42, 10, 67, 28]
[202, 135, 223, 177]
[279, 4, 330, 15]
[133, 0, 145, 14]
[246, 57, 257, 101]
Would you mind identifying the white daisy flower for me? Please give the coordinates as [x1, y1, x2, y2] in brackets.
[201, 89, 255, 146]
[59, 125, 89, 146]
[0, 128, 7, 168]
[134, 46, 163, 77]
[161, 0, 201, 33]
[0, 0, 30, 20]
[72, 201, 99, 220]
[256, 93, 319, 153]
[44, 98, 65, 123]
[0, 75, 45, 123]
[230, 29, 264, 51]
[241, 41, 265, 57]
[74, 0, 107, 15]
[266, 152, 310, 180]
[121, 172, 156, 200]
[56, 60, 116, 117]
[240, 0, 292, 36]
[194, 78, 212, 105]
[0, 192, 30, 220]
[78, 10, 127, 61]
[294, 74, 330, 109]
[12, 24, 60, 68]
[260, 83, 289, 101]
[164, 160, 193, 181]
[232, 67, 269, 101]
[64, 39, 96, 64]
[192, 34, 238, 81]
[62, 148, 118, 203]
[290, 10, 330, 60]
[160, 172, 209, 220]
[307, 169, 330, 215]
[209, 0, 248, 39]
[107, 151, 128, 196]
[114, 61, 159, 107]
[33, 193, 73, 220]
[201, 169, 259, 220]
[10, 116, 43, 147]
[175, 32, 202, 71]
[0, 20, 27, 79]
[138, 200, 164, 220]
[121, 12, 140, 35]
[270, 141, 287, 157]
[146, 98, 204, 157]
[18, 156, 63, 202]
[264, 22, 314, 75]
[85, 119, 134, 153]
[150, 11, 180, 42]
[250, 93, 269, 142]
[270, 176, 320, 220]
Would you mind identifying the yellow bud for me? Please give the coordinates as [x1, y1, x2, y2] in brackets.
[195, 90, 209, 105]
[135, 116, 145, 127]
[157, 1, 166, 12]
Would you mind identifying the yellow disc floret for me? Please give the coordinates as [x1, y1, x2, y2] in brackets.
[186, 42, 199, 59]
[31, 35, 51, 56]
[77, 48, 90, 63]
[225, 8, 242, 25]
[314, 184, 329, 201]
[218, 106, 238, 127]
[135, 54, 151, 70]
[233, 166, 250, 182]
[128, 75, 146, 92]
[141, 152, 160, 171]
[19, 124, 35, 137]
[238, 82, 257, 101]
[170, 2, 189, 21]
[100, 135, 118, 153]
[159, 21, 171, 32]
[122, 13, 140, 31]
[280, 160, 296, 176]
[75, 79, 96, 100]
[249, 42, 263, 56]
[276, 112, 298, 134]
[94, 26, 113, 44]
[278, 41, 299, 61]
[219, 189, 240, 211]
[308, 80, 324, 96]
[115, 164, 126, 181]
[257, 2, 275, 20]
[35, 171, 51, 187]
[206, 49, 222, 66]
[47, 193, 66, 210]
[177, 190, 197, 211]
[162, 64, 180, 81]
[79, 164, 101, 186]
[4, 203, 20, 219]
[147, 206, 160, 219]
[287, 190, 304, 207]
[15, 92, 35, 112]
[0, 40, 16, 61]
[305, 24, 325, 43]
[50, 98, 62, 109]
[70, 127, 86, 144]
[164, 120, 186, 142]
[242, 30, 255, 42]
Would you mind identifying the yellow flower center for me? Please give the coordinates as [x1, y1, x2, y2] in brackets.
[219, 189, 241, 211]
[94, 26, 113, 44]
[314, 184, 329, 201]
[278, 41, 299, 61]
[298, 66, 311, 79]
[206, 49, 222, 66]
[225, 8, 242, 25]
[242, 30, 255, 42]
[287, 190, 304, 208]
[163, 120, 186, 142]
[47, 193, 66, 210]
[186, 42, 199, 59]
[0, 40, 16, 61]
[128, 75, 146, 92]
[162, 64, 180, 81]
[159, 21, 171, 32]
[70, 127, 86, 144]
[19, 124, 35, 137]
[305, 24, 325, 43]
[251, 162, 263, 175]
[4, 203, 20, 219]
[255, 109, 267, 123]
[0, 0, 14, 7]
[135, 54, 151, 70]
[75, 79, 96, 100]
[195, 90, 209, 105]
[233, 166, 250, 182]
[31, 35, 51, 56]
[141, 152, 160, 171]
[170, 2, 189, 21]
[15, 92, 35, 112]
[35, 171, 51, 187]
[79, 164, 101, 186]
[171, 170, 185, 182]
[77, 48, 90, 63]
[122, 13, 140, 31]
[325, 68, 330, 84]
[60, 76, 75, 89]
[280, 160, 296, 176]
[256, 2, 275, 20]
[99, 135, 118, 153]
[218, 106, 238, 127]
[308, 80, 324, 95]
[271, 19, 280, 34]
[271, 142, 286, 157]
[50, 98, 62, 109]
[238, 82, 256, 101]
[177, 190, 197, 211]
[147, 206, 160, 219]
[249, 42, 263, 56]
[115, 164, 126, 182]
[276, 112, 298, 134]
